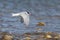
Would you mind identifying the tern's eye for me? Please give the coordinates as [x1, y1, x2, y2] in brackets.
[27, 12, 29, 14]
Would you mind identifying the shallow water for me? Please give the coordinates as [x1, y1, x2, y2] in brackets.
[0, 0, 60, 34]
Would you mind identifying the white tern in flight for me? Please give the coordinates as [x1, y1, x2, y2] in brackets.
[12, 11, 31, 27]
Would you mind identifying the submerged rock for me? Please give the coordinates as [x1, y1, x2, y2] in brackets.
[36, 22, 45, 26]
[22, 37, 31, 40]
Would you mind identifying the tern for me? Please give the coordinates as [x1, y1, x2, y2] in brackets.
[12, 11, 30, 27]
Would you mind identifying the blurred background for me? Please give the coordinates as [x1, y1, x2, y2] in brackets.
[0, 0, 60, 34]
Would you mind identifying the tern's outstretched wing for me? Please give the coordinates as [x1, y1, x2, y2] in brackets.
[21, 14, 29, 26]
[24, 16, 29, 26]
[20, 16, 24, 23]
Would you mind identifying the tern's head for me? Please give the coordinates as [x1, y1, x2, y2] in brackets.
[25, 11, 31, 15]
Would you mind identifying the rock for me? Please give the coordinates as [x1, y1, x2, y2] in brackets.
[23, 33, 31, 37]
[2, 34, 13, 40]
[23, 37, 31, 40]
[36, 22, 45, 26]
[35, 28, 42, 32]
[36, 28, 42, 30]
[46, 32, 52, 34]
[44, 34, 52, 39]
[54, 36, 59, 39]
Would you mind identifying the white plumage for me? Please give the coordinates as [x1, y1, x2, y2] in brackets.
[12, 11, 30, 26]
